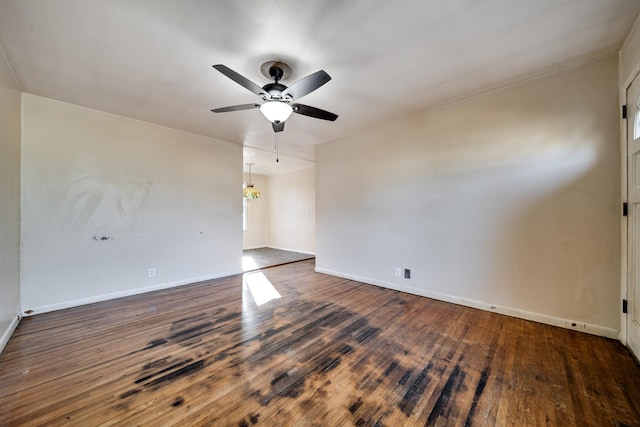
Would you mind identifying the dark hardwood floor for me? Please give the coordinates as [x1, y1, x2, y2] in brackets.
[1, 260, 639, 426]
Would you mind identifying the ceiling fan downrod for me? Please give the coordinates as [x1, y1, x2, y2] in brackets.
[269, 65, 284, 83]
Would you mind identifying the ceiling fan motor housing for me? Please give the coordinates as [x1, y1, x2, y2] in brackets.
[262, 82, 288, 99]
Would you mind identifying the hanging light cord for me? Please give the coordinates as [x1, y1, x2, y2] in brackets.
[274, 132, 279, 163]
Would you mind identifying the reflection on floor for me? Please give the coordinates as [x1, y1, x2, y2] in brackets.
[242, 247, 315, 272]
[3, 260, 639, 425]
[243, 271, 282, 306]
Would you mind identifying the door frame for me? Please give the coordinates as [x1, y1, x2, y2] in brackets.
[621, 58, 640, 347]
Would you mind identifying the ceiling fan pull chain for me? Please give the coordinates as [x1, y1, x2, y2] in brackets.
[275, 132, 279, 162]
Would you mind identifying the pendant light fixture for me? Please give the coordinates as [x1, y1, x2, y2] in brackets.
[243, 163, 261, 199]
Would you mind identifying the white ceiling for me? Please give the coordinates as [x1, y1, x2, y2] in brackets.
[243, 146, 313, 176]
[1, 0, 639, 175]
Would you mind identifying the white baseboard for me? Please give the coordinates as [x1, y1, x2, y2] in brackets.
[315, 267, 619, 340]
[0, 314, 21, 354]
[23, 269, 242, 316]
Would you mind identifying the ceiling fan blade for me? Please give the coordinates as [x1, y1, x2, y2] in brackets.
[292, 103, 338, 121]
[213, 64, 265, 97]
[272, 121, 285, 132]
[281, 70, 331, 100]
[211, 103, 260, 113]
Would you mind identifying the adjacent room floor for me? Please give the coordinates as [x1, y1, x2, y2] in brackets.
[1, 260, 639, 426]
[242, 247, 314, 272]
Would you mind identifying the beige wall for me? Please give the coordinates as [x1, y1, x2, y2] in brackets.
[621, 15, 640, 85]
[317, 56, 621, 336]
[242, 167, 316, 253]
[243, 173, 268, 249]
[0, 46, 21, 350]
[268, 167, 315, 254]
[21, 94, 242, 313]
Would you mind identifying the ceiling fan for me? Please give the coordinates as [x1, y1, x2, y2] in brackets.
[211, 61, 338, 132]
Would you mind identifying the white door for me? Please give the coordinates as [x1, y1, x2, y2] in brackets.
[627, 71, 640, 359]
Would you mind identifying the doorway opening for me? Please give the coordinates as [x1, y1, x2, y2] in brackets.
[242, 148, 316, 272]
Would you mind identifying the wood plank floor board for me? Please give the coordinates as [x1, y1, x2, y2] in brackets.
[1, 260, 639, 426]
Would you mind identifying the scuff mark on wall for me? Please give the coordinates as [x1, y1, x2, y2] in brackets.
[60, 174, 152, 233]
[91, 236, 113, 241]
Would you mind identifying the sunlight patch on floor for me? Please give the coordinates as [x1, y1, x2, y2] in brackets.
[242, 255, 259, 272]
[243, 272, 282, 306]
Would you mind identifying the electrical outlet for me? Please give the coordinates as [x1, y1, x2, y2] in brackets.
[148, 268, 156, 278]
[395, 267, 402, 277]
[404, 268, 411, 279]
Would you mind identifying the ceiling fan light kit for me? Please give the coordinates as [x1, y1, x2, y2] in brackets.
[211, 61, 338, 133]
[259, 101, 293, 123]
